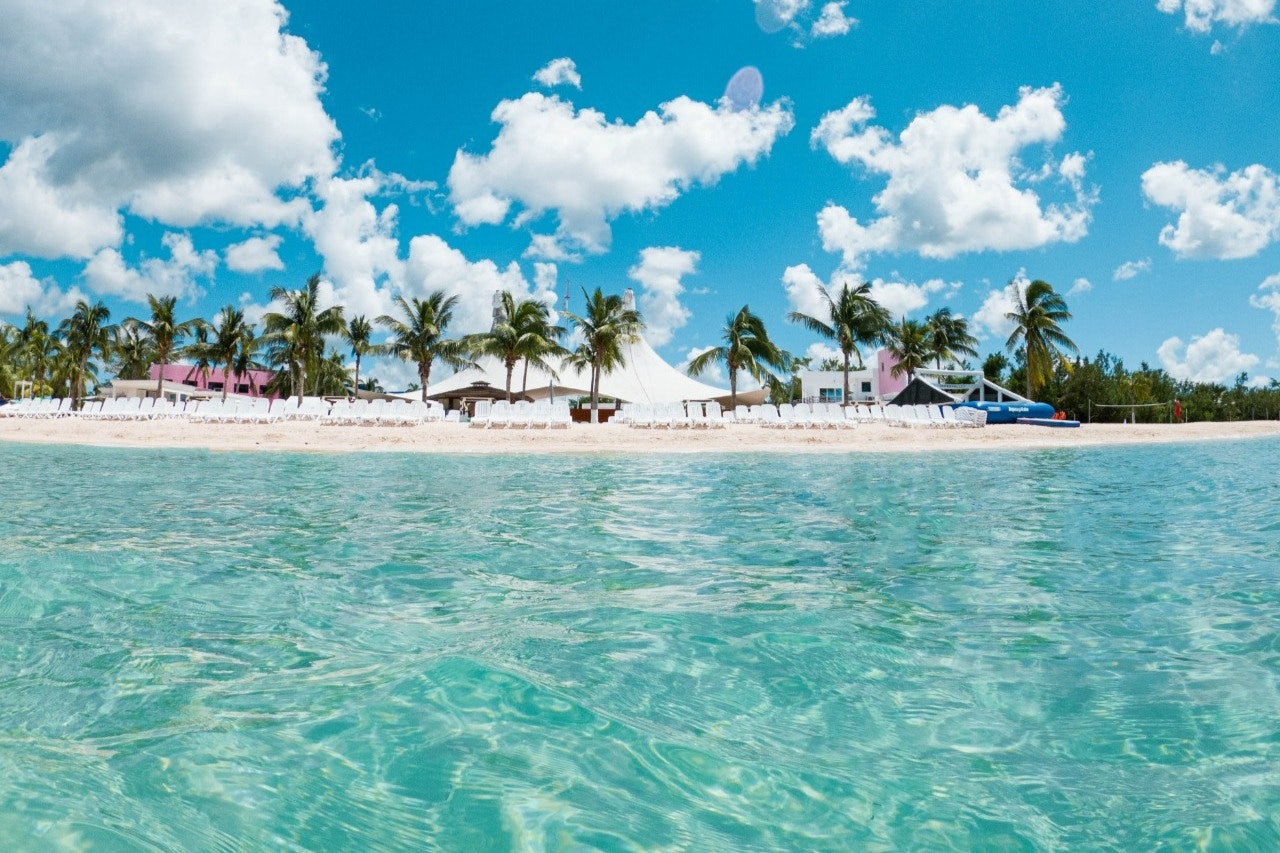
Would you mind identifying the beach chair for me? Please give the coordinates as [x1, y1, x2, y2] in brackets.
[529, 401, 553, 428]
[488, 400, 512, 428]
[550, 400, 572, 428]
[470, 399, 492, 428]
[508, 401, 533, 428]
[687, 401, 710, 429]
[704, 400, 727, 428]
[757, 404, 781, 428]
[424, 401, 446, 422]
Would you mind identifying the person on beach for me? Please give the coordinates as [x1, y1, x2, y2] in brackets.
[1173, 399, 1182, 423]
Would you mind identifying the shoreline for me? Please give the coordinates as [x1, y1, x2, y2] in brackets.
[3, 417, 1279, 456]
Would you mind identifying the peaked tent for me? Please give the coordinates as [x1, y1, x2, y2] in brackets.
[427, 336, 735, 404]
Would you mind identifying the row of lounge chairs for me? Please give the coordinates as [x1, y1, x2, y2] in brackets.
[613, 401, 988, 429]
[0, 395, 453, 425]
[468, 399, 572, 428]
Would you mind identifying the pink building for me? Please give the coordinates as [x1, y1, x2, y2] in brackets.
[149, 363, 279, 399]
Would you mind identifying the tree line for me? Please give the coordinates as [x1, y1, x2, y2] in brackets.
[6, 273, 1269, 422]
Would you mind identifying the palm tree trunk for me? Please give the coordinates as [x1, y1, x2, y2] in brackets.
[353, 354, 362, 400]
[505, 360, 515, 403]
[222, 365, 231, 402]
[842, 351, 851, 406]
[730, 368, 738, 409]
[1025, 341, 1033, 398]
[419, 363, 431, 403]
[521, 359, 529, 397]
[590, 360, 600, 424]
[155, 355, 165, 398]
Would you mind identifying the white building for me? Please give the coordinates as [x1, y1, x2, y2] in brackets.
[798, 349, 909, 403]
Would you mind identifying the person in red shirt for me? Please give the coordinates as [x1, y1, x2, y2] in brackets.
[1173, 399, 1183, 423]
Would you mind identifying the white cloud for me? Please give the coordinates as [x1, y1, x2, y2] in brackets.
[0, 0, 338, 260]
[1141, 161, 1280, 259]
[812, 2, 856, 37]
[972, 271, 1031, 341]
[678, 345, 726, 385]
[812, 85, 1094, 271]
[448, 91, 793, 256]
[0, 260, 83, 318]
[523, 233, 583, 263]
[780, 264, 954, 322]
[1113, 258, 1152, 281]
[1157, 327, 1260, 383]
[403, 234, 538, 335]
[628, 246, 699, 347]
[302, 174, 406, 319]
[532, 58, 581, 90]
[1250, 273, 1280, 351]
[81, 232, 217, 302]
[1156, 0, 1277, 34]
[867, 277, 949, 319]
[804, 342, 843, 366]
[1068, 277, 1092, 295]
[224, 235, 284, 273]
[781, 263, 831, 318]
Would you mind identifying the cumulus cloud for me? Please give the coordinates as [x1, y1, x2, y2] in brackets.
[1157, 327, 1260, 383]
[448, 91, 793, 256]
[81, 232, 217, 303]
[0, 261, 84, 318]
[812, 2, 857, 37]
[677, 345, 726, 385]
[1113, 258, 1152, 281]
[533, 58, 581, 90]
[403, 234, 541, 335]
[225, 235, 284, 273]
[0, 0, 338, 260]
[1156, 0, 1277, 34]
[972, 271, 1032, 341]
[628, 246, 699, 347]
[811, 85, 1094, 271]
[1068, 277, 1092, 295]
[1250, 273, 1280, 350]
[301, 174, 408, 319]
[780, 263, 955, 321]
[804, 341, 843, 366]
[868, 277, 953, 318]
[781, 263, 832, 318]
[1141, 161, 1280, 259]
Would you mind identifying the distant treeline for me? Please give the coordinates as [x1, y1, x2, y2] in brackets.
[994, 350, 1280, 423]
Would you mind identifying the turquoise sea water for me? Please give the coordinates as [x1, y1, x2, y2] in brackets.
[1, 440, 1278, 851]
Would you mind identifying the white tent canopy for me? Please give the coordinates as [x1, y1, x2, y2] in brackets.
[427, 336, 736, 404]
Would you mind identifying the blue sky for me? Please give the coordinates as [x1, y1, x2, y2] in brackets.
[2, 0, 1279, 388]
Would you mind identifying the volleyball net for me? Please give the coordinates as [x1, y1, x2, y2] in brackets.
[1087, 400, 1175, 423]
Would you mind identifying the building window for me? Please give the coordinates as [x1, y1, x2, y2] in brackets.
[861, 381, 872, 394]
[818, 387, 843, 403]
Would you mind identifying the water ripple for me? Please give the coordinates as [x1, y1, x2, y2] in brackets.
[0, 439, 1278, 849]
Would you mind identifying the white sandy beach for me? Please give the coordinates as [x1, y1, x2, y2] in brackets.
[3, 416, 1279, 454]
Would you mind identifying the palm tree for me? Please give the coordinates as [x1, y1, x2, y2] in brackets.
[110, 322, 155, 380]
[59, 299, 113, 408]
[885, 318, 930, 382]
[1005, 279, 1078, 398]
[128, 294, 201, 397]
[262, 273, 345, 403]
[182, 322, 216, 388]
[788, 280, 890, 406]
[17, 309, 60, 397]
[342, 315, 375, 398]
[210, 306, 252, 402]
[468, 292, 567, 402]
[563, 287, 643, 423]
[0, 323, 18, 398]
[312, 348, 353, 397]
[231, 324, 263, 397]
[687, 305, 790, 408]
[377, 292, 472, 402]
[923, 308, 979, 370]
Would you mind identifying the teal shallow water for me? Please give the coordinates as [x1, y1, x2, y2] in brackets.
[1, 440, 1278, 851]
